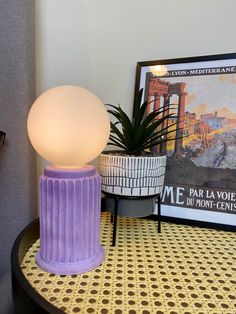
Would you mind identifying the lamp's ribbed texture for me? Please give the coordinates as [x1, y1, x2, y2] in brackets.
[36, 166, 105, 275]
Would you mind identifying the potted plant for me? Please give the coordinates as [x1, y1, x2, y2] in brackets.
[98, 89, 181, 216]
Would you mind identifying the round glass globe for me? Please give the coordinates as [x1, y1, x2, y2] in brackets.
[27, 85, 110, 168]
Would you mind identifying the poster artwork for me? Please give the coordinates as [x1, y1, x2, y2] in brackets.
[141, 60, 236, 215]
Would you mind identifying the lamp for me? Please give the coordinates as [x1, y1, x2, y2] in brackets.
[149, 64, 168, 76]
[27, 85, 110, 274]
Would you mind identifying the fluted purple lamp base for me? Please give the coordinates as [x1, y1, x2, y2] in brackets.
[36, 165, 105, 275]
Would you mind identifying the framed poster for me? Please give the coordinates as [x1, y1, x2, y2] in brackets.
[134, 53, 236, 226]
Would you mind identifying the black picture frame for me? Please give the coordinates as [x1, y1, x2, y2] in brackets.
[0, 130, 6, 148]
[134, 53, 236, 227]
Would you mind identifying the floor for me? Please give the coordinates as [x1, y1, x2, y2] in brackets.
[21, 212, 236, 314]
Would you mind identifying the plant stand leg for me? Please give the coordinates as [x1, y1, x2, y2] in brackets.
[112, 196, 119, 246]
[156, 194, 161, 233]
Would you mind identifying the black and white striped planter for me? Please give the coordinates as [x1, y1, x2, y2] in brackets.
[98, 153, 167, 197]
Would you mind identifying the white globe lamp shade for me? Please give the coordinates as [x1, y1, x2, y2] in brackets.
[27, 85, 110, 168]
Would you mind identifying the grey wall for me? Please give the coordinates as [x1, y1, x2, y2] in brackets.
[0, 0, 36, 278]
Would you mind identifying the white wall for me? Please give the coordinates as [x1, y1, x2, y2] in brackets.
[35, 0, 236, 174]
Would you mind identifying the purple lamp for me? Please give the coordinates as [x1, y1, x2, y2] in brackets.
[27, 85, 110, 275]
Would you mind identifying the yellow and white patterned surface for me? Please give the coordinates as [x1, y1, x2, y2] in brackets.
[21, 212, 236, 314]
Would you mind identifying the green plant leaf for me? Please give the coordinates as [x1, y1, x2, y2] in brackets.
[106, 103, 120, 111]
[140, 106, 174, 130]
[105, 89, 184, 154]
[117, 106, 133, 149]
[107, 109, 122, 123]
[110, 123, 125, 142]
[133, 100, 149, 131]
[133, 88, 143, 119]
[134, 112, 174, 148]
[143, 127, 185, 149]
[107, 138, 127, 150]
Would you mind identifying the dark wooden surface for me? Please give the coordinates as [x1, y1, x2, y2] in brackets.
[11, 219, 63, 314]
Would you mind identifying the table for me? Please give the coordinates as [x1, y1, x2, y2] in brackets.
[11, 195, 161, 312]
[102, 192, 161, 246]
[11, 219, 63, 314]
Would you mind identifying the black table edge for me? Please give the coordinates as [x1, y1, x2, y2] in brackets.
[11, 218, 63, 314]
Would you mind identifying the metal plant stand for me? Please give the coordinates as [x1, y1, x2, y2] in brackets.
[102, 192, 161, 246]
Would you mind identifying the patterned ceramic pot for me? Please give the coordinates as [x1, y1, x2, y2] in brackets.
[98, 152, 167, 196]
